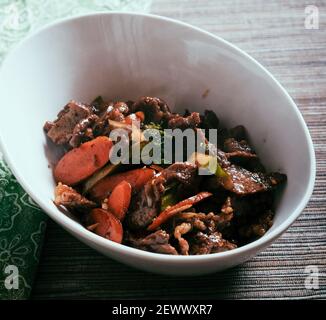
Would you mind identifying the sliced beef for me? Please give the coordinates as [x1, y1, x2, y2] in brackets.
[132, 96, 200, 130]
[217, 197, 234, 229]
[132, 96, 171, 123]
[93, 101, 131, 136]
[162, 162, 197, 186]
[190, 231, 236, 255]
[168, 112, 201, 130]
[200, 110, 220, 129]
[206, 141, 230, 168]
[223, 138, 263, 171]
[224, 138, 257, 159]
[107, 101, 130, 121]
[173, 209, 236, 255]
[127, 177, 164, 230]
[127, 162, 197, 230]
[45, 98, 133, 148]
[44, 101, 91, 145]
[238, 210, 274, 239]
[54, 182, 97, 213]
[219, 165, 286, 195]
[69, 114, 99, 148]
[90, 96, 109, 115]
[231, 192, 274, 219]
[125, 230, 178, 255]
[229, 125, 247, 141]
[177, 209, 233, 234]
[174, 222, 192, 255]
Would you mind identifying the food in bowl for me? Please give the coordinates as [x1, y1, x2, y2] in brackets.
[44, 96, 287, 255]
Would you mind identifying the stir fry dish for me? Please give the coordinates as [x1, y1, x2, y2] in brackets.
[44, 96, 287, 255]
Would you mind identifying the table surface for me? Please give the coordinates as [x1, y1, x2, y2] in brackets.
[31, 0, 326, 299]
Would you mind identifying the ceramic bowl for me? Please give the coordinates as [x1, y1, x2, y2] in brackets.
[0, 13, 315, 275]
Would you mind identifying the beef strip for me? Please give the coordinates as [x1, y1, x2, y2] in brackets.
[177, 208, 233, 233]
[70, 100, 130, 147]
[172, 208, 236, 255]
[69, 114, 99, 148]
[206, 141, 230, 168]
[216, 197, 234, 229]
[190, 231, 237, 255]
[92, 101, 131, 136]
[127, 176, 164, 230]
[224, 138, 257, 159]
[132, 96, 171, 123]
[174, 222, 192, 255]
[44, 101, 91, 145]
[219, 165, 286, 195]
[45, 98, 133, 148]
[54, 182, 97, 213]
[108, 101, 130, 121]
[200, 110, 220, 130]
[127, 162, 197, 230]
[132, 96, 201, 130]
[167, 112, 201, 130]
[231, 192, 274, 219]
[125, 230, 178, 255]
[238, 210, 274, 239]
[229, 125, 247, 141]
[223, 137, 266, 172]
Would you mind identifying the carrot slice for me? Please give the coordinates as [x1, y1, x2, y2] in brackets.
[104, 181, 131, 221]
[147, 192, 212, 231]
[90, 208, 123, 243]
[89, 167, 155, 201]
[54, 136, 113, 186]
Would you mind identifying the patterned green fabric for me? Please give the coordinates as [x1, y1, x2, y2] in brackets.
[0, 161, 47, 299]
[0, 0, 151, 300]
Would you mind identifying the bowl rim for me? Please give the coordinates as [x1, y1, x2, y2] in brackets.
[0, 11, 316, 262]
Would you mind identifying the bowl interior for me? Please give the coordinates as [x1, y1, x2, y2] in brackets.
[0, 13, 314, 261]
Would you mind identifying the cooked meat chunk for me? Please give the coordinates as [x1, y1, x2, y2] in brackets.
[90, 96, 108, 115]
[224, 138, 257, 160]
[219, 165, 286, 195]
[168, 112, 201, 130]
[106, 101, 130, 122]
[132, 96, 171, 123]
[177, 210, 233, 233]
[132, 96, 200, 130]
[45, 101, 91, 145]
[54, 182, 96, 213]
[127, 177, 164, 230]
[200, 110, 220, 129]
[126, 230, 178, 255]
[229, 125, 247, 141]
[204, 140, 230, 168]
[69, 114, 99, 148]
[238, 210, 274, 239]
[216, 197, 234, 229]
[174, 222, 192, 255]
[190, 231, 237, 255]
[231, 192, 273, 219]
[127, 162, 197, 229]
[161, 162, 197, 186]
[93, 101, 131, 135]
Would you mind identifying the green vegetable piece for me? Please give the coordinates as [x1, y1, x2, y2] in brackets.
[161, 190, 179, 211]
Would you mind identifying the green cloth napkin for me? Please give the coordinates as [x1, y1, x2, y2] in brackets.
[0, 0, 151, 300]
[0, 159, 47, 299]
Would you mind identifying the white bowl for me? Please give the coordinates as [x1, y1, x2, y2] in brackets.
[0, 12, 315, 275]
